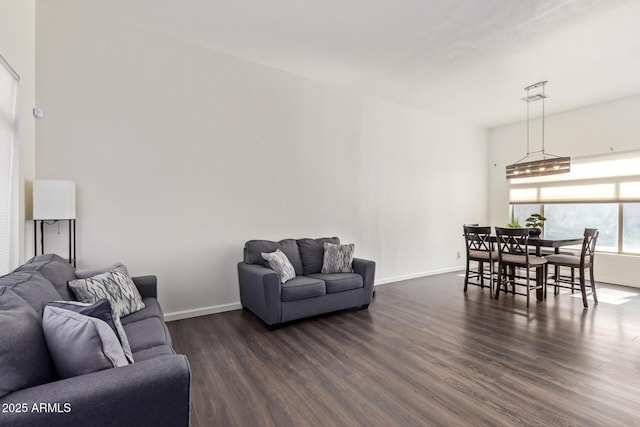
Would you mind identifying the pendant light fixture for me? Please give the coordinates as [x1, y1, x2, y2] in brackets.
[505, 81, 570, 179]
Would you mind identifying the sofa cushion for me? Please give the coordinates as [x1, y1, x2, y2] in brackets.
[69, 264, 145, 317]
[123, 317, 172, 352]
[244, 239, 304, 276]
[132, 345, 175, 362]
[42, 305, 129, 379]
[46, 299, 133, 364]
[120, 297, 164, 325]
[15, 254, 76, 300]
[0, 271, 62, 316]
[0, 287, 56, 398]
[307, 273, 363, 294]
[261, 249, 296, 283]
[297, 237, 340, 275]
[281, 276, 326, 302]
[74, 262, 127, 279]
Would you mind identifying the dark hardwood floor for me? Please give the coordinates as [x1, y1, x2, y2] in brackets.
[167, 272, 640, 426]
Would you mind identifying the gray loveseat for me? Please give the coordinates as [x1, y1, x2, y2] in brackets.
[0, 254, 190, 427]
[237, 237, 376, 328]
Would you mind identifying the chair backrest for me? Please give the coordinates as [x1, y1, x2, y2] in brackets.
[463, 225, 492, 257]
[581, 228, 599, 265]
[494, 227, 530, 262]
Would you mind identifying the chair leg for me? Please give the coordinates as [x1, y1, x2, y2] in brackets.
[579, 271, 588, 309]
[464, 259, 470, 292]
[554, 265, 559, 296]
[571, 267, 576, 293]
[479, 262, 484, 288]
[526, 268, 530, 307]
[495, 264, 502, 299]
[590, 267, 598, 304]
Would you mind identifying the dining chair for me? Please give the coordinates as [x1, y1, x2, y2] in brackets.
[545, 228, 599, 308]
[494, 227, 548, 307]
[462, 225, 496, 297]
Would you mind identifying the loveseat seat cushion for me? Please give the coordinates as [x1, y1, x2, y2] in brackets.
[245, 239, 304, 276]
[132, 344, 176, 362]
[123, 317, 172, 352]
[120, 297, 164, 325]
[15, 254, 76, 300]
[297, 237, 340, 275]
[0, 287, 56, 398]
[281, 276, 326, 302]
[0, 271, 62, 316]
[307, 272, 363, 294]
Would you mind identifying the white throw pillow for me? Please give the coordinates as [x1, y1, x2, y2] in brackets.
[321, 242, 355, 273]
[261, 249, 296, 284]
[68, 264, 145, 318]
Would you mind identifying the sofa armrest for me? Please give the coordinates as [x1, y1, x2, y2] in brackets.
[0, 355, 190, 427]
[237, 262, 281, 326]
[353, 258, 376, 302]
[132, 275, 157, 298]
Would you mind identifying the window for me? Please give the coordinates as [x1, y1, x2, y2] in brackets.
[0, 54, 19, 275]
[623, 203, 640, 254]
[508, 152, 640, 256]
[545, 203, 618, 252]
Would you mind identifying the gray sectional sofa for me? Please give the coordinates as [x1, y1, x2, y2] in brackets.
[0, 254, 190, 427]
[238, 237, 376, 328]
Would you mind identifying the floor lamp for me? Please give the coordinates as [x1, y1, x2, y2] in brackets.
[33, 180, 76, 267]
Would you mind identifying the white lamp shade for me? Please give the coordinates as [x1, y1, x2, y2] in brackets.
[33, 180, 76, 220]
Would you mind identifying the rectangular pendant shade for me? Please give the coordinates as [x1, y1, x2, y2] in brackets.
[506, 157, 571, 179]
[33, 180, 76, 220]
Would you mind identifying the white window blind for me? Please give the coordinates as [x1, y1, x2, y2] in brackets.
[0, 54, 19, 275]
[509, 151, 640, 204]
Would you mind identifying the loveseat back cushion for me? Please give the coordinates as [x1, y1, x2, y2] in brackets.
[306, 273, 363, 294]
[297, 237, 340, 275]
[15, 254, 77, 300]
[281, 276, 326, 302]
[244, 239, 303, 276]
[0, 271, 62, 316]
[0, 287, 56, 398]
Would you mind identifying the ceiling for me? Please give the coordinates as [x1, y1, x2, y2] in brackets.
[63, 0, 640, 128]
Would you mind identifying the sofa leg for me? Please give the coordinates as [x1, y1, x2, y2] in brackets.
[266, 323, 282, 331]
[360, 304, 369, 309]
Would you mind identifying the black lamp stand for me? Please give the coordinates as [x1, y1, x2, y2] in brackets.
[33, 219, 76, 267]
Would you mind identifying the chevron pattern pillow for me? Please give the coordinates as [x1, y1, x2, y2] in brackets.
[69, 264, 145, 318]
[321, 242, 355, 273]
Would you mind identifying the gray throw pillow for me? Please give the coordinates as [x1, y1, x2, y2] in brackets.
[321, 242, 355, 273]
[46, 299, 134, 364]
[68, 264, 145, 317]
[261, 249, 296, 284]
[0, 287, 56, 398]
[42, 305, 128, 379]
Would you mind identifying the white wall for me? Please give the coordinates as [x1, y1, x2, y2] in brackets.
[0, 0, 36, 268]
[35, 3, 488, 318]
[489, 95, 640, 287]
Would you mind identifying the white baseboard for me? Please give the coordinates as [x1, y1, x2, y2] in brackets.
[164, 302, 242, 322]
[165, 266, 466, 322]
[375, 266, 464, 286]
